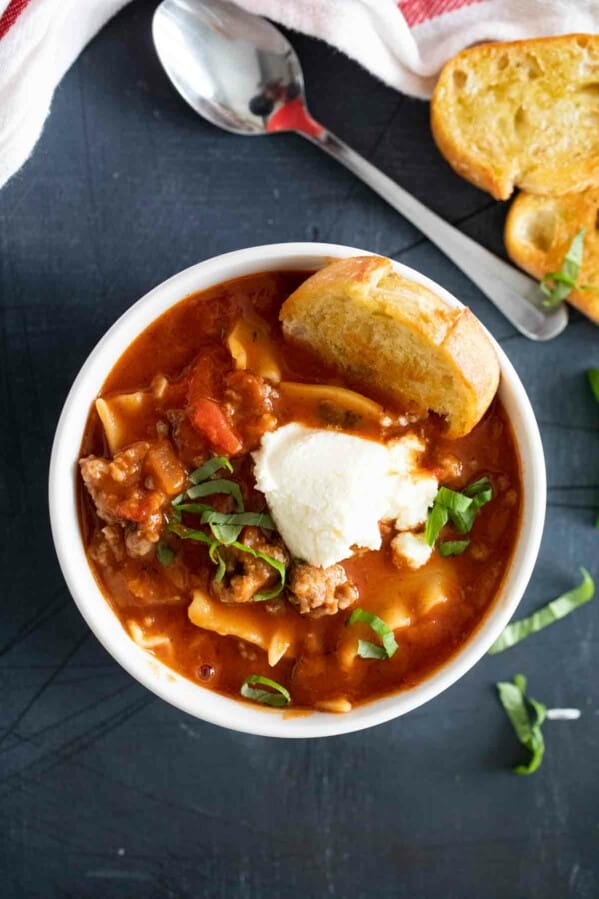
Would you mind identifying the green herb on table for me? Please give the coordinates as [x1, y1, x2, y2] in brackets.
[496, 674, 546, 775]
[347, 608, 398, 659]
[540, 229, 596, 307]
[241, 675, 291, 707]
[588, 369, 599, 405]
[488, 568, 594, 654]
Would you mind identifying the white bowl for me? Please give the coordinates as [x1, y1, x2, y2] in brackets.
[49, 243, 546, 738]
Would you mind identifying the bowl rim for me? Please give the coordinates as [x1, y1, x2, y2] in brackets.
[49, 242, 546, 738]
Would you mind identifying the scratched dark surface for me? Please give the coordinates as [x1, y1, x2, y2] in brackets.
[1, 2, 598, 897]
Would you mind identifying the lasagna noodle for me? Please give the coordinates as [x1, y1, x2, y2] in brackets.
[278, 382, 384, 420]
[188, 590, 300, 667]
[96, 392, 155, 455]
[227, 316, 282, 383]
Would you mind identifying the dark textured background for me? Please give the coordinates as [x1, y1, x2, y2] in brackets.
[1, 2, 598, 897]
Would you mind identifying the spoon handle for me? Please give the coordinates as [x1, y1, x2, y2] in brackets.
[302, 128, 568, 341]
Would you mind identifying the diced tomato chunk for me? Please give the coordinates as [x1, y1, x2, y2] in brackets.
[188, 398, 242, 455]
[186, 347, 229, 404]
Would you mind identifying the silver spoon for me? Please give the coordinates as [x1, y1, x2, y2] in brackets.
[152, 0, 568, 341]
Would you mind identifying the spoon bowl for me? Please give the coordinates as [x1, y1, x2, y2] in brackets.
[153, 0, 569, 341]
[153, 0, 304, 135]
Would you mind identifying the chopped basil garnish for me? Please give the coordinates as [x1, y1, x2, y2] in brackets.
[357, 639, 388, 659]
[174, 502, 213, 515]
[189, 456, 233, 484]
[241, 675, 291, 707]
[209, 542, 226, 582]
[426, 476, 493, 546]
[231, 541, 286, 600]
[438, 540, 470, 557]
[168, 469, 286, 596]
[168, 523, 285, 599]
[496, 674, 546, 774]
[425, 503, 449, 546]
[156, 541, 175, 566]
[540, 229, 595, 307]
[347, 608, 398, 658]
[488, 568, 594, 654]
[588, 368, 599, 404]
[186, 478, 243, 511]
[166, 522, 214, 545]
[464, 476, 493, 504]
[435, 486, 473, 514]
[201, 510, 275, 544]
[201, 510, 275, 529]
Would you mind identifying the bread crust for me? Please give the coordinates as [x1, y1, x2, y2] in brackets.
[280, 256, 499, 437]
[505, 189, 599, 324]
[431, 34, 599, 201]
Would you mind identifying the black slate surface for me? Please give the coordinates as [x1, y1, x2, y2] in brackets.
[1, 3, 598, 897]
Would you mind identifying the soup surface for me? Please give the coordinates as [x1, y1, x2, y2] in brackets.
[78, 270, 522, 713]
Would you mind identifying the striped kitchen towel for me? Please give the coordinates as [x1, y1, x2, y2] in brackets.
[1, 0, 598, 188]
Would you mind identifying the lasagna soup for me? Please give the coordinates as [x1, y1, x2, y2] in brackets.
[78, 263, 521, 713]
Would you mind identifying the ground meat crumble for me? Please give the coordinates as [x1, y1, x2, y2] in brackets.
[288, 561, 358, 618]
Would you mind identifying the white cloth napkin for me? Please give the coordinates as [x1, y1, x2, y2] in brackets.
[1, 0, 598, 189]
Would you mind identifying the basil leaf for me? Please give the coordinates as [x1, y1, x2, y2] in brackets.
[186, 478, 244, 511]
[357, 639, 388, 659]
[200, 510, 276, 544]
[436, 487, 473, 514]
[496, 674, 546, 775]
[448, 506, 477, 534]
[429, 477, 494, 537]
[209, 542, 226, 582]
[488, 568, 594, 654]
[189, 456, 233, 484]
[201, 510, 275, 529]
[174, 502, 214, 515]
[347, 608, 398, 658]
[587, 369, 599, 405]
[541, 278, 573, 305]
[425, 503, 448, 546]
[231, 541, 286, 600]
[562, 228, 585, 279]
[438, 540, 470, 557]
[207, 522, 242, 544]
[464, 476, 493, 506]
[241, 675, 291, 707]
[541, 228, 586, 307]
[166, 521, 214, 545]
[156, 541, 175, 567]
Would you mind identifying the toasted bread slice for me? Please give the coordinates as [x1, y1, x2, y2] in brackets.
[279, 256, 499, 438]
[506, 189, 599, 324]
[431, 34, 599, 200]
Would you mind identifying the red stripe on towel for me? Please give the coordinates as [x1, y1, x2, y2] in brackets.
[398, 0, 485, 27]
[0, 0, 34, 40]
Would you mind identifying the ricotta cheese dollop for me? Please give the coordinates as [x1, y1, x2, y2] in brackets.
[252, 423, 438, 568]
